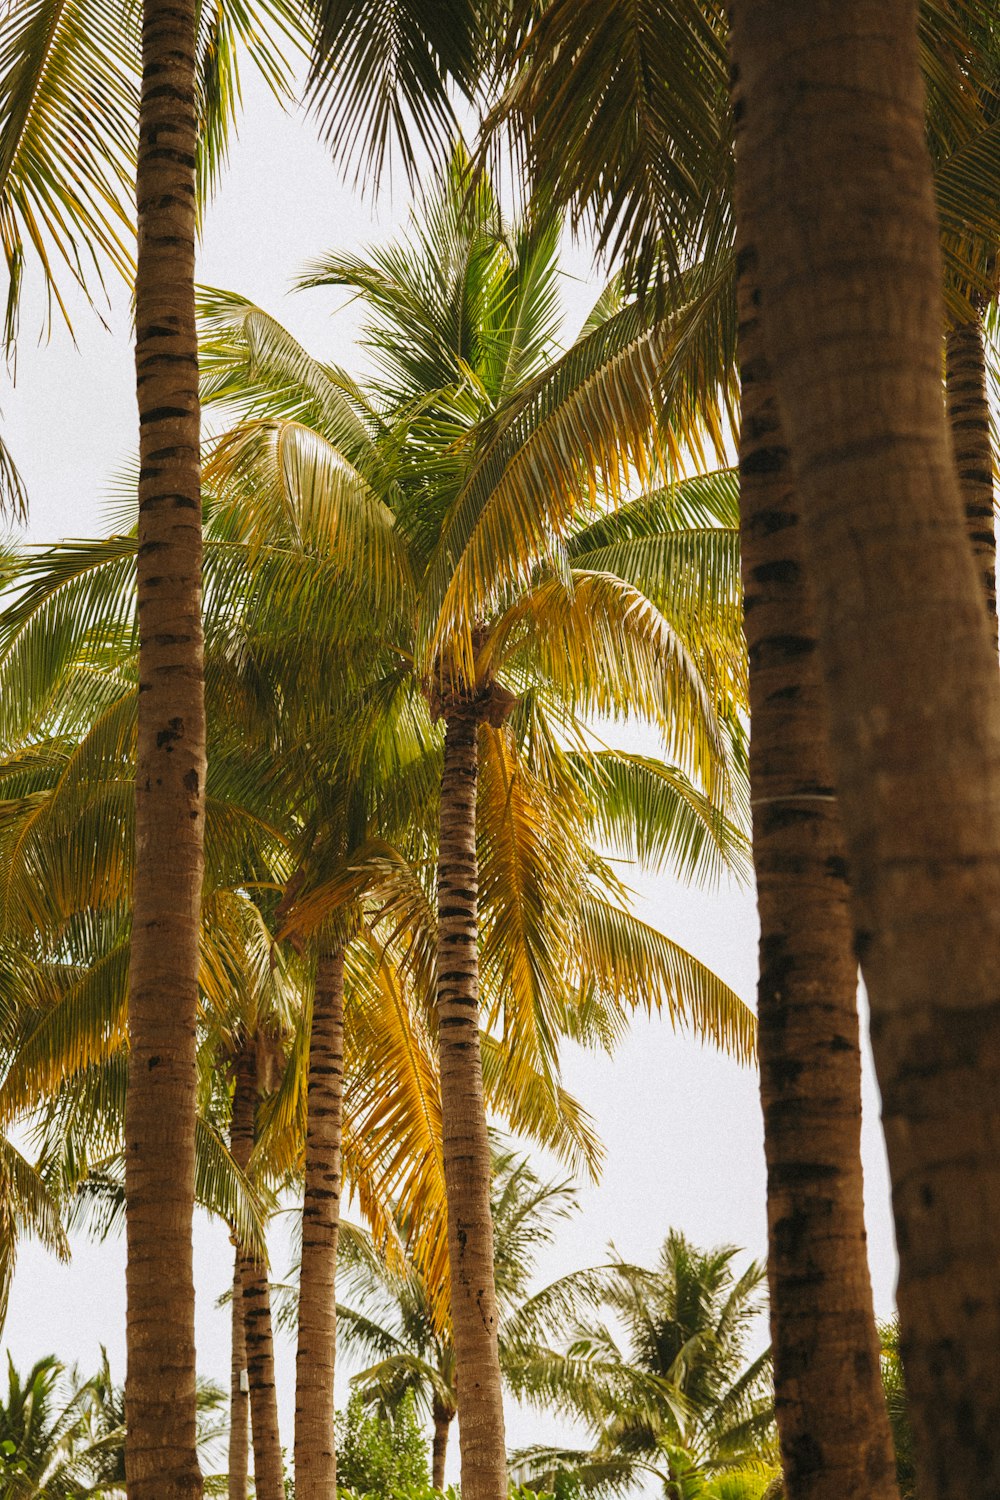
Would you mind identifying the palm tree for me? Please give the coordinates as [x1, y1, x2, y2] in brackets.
[0, 1353, 108, 1498]
[728, 6, 1000, 1495]
[287, 1145, 581, 1490]
[0, 1351, 224, 1497]
[489, 9, 900, 1495]
[123, 0, 207, 1488]
[509, 1231, 777, 1500]
[878, 1321, 915, 1500]
[200, 150, 749, 1498]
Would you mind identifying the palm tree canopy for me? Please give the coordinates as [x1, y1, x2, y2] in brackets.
[508, 1231, 777, 1500]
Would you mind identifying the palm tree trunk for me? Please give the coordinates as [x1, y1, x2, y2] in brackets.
[124, 0, 205, 1496]
[432, 1400, 454, 1491]
[228, 1256, 249, 1500]
[436, 710, 506, 1500]
[736, 209, 899, 1500]
[294, 947, 346, 1500]
[730, 4, 1000, 1495]
[946, 316, 997, 626]
[231, 1048, 284, 1500]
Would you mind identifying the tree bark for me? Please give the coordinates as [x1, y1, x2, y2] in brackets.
[945, 316, 997, 626]
[228, 1256, 249, 1500]
[729, 4, 1000, 1496]
[124, 0, 205, 1495]
[231, 1048, 285, 1500]
[736, 205, 899, 1500]
[432, 1400, 454, 1492]
[294, 948, 346, 1500]
[435, 711, 506, 1500]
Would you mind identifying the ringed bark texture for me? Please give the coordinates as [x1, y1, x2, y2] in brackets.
[294, 948, 346, 1500]
[945, 317, 997, 626]
[436, 711, 507, 1500]
[228, 1257, 249, 1500]
[730, 4, 1000, 1495]
[124, 0, 205, 1495]
[736, 212, 899, 1500]
[231, 1050, 285, 1500]
[432, 1401, 454, 1491]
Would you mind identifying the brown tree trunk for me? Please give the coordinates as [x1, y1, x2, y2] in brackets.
[432, 1400, 454, 1492]
[730, 4, 1000, 1496]
[124, 0, 205, 1496]
[231, 1048, 284, 1500]
[736, 205, 899, 1500]
[435, 710, 506, 1500]
[228, 1256, 249, 1500]
[294, 948, 346, 1500]
[946, 316, 997, 626]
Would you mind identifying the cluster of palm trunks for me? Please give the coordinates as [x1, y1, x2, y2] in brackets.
[3, 2, 1000, 1500]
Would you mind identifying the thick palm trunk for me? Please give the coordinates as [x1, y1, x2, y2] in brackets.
[432, 1400, 454, 1491]
[124, 0, 205, 1496]
[294, 948, 346, 1500]
[946, 317, 997, 625]
[736, 212, 899, 1500]
[730, 4, 1000, 1495]
[228, 1257, 249, 1500]
[231, 1049, 284, 1500]
[436, 711, 506, 1500]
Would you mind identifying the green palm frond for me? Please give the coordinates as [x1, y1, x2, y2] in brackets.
[0, 0, 137, 350]
[198, 286, 376, 453]
[194, 0, 307, 208]
[0, 1134, 69, 1327]
[490, 569, 726, 787]
[575, 894, 756, 1063]
[205, 419, 414, 618]
[492, 0, 731, 293]
[568, 750, 750, 885]
[303, 0, 485, 186]
[423, 303, 676, 663]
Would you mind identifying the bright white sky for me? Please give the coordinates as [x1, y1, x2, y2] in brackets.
[0, 66, 898, 1491]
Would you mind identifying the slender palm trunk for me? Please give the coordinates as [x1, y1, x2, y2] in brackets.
[124, 0, 205, 1495]
[228, 1257, 249, 1500]
[436, 710, 506, 1500]
[432, 1400, 454, 1491]
[231, 1048, 284, 1500]
[736, 211, 899, 1500]
[294, 948, 346, 1500]
[946, 316, 997, 626]
[730, 4, 1000, 1494]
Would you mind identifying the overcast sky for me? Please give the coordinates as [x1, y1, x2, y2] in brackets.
[0, 67, 898, 1489]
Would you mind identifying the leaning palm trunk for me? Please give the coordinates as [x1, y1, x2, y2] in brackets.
[294, 948, 346, 1500]
[228, 1260, 249, 1500]
[434, 706, 507, 1500]
[124, 0, 206, 1496]
[432, 1399, 455, 1491]
[231, 1049, 284, 1500]
[736, 207, 899, 1500]
[730, 3, 1000, 1495]
[946, 315, 997, 625]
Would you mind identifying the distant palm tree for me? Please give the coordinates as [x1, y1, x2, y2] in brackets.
[0, 1350, 225, 1498]
[510, 1231, 777, 1500]
[326, 1145, 581, 1490]
[878, 1321, 915, 1500]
